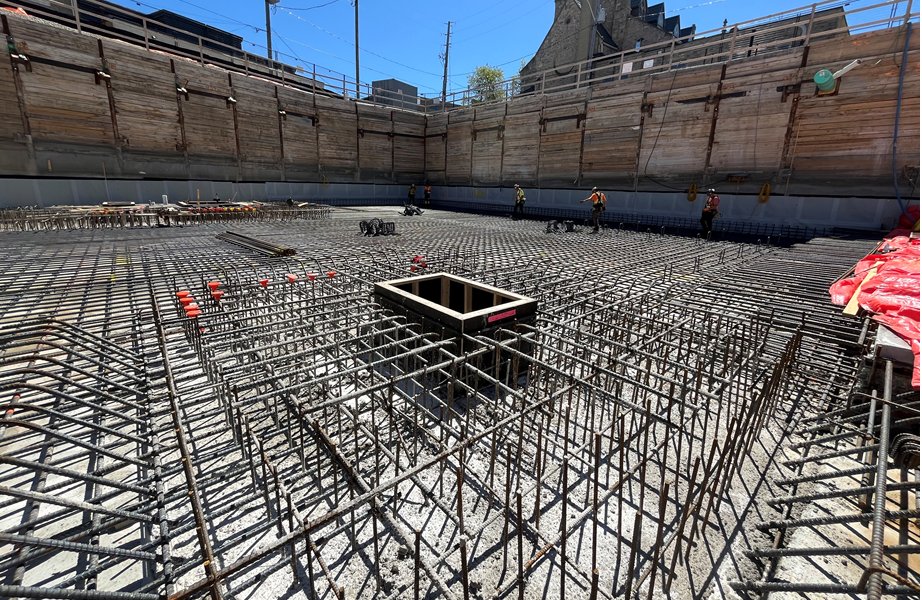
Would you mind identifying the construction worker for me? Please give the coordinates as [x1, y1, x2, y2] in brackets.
[423, 182, 432, 207]
[513, 184, 526, 219]
[580, 186, 606, 232]
[701, 188, 720, 237]
[408, 183, 417, 205]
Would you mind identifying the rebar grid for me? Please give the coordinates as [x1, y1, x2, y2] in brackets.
[734, 357, 920, 599]
[0, 205, 331, 232]
[0, 209, 886, 600]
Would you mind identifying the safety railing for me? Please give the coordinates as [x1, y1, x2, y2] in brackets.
[441, 0, 918, 109]
[0, 0, 916, 112]
[0, 0, 362, 100]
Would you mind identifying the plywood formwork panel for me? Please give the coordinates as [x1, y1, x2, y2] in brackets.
[106, 43, 181, 153]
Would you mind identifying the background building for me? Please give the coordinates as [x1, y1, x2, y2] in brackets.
[367, 78, 419, 110]
[520, 0, 693, 89]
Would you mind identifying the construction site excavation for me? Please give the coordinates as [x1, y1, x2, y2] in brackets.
[0, 0, 919, 599]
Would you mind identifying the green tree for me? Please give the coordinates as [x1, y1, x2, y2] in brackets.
[467, 65, 507, 104]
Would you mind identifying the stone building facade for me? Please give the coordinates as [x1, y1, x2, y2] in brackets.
[519, 2, 847, 93]
[520, 0, 693, 90]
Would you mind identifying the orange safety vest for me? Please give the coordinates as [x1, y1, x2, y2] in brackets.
[591, 192, 606, 209]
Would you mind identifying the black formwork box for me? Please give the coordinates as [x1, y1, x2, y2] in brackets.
[373, 272, 537, 399]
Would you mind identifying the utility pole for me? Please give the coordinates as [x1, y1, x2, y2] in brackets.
[265, 0, 279, 63]
[440, 21, 451, 111]
[354, 0, 360, 99]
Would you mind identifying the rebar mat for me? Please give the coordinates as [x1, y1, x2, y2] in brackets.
[0, 210, 915, 600]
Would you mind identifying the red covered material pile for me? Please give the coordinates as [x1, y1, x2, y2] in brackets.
[829, 207, 920, 388]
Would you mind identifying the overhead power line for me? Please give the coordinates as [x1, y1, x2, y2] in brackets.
[279, 8, 443, 78]
[278, 0, 340, 11]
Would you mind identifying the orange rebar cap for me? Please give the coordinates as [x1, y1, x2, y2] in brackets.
[207, 280, 221, 291]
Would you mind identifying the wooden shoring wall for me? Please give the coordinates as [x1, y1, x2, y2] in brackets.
[0, 13, 426, 184]
[0, 13, 917, 196]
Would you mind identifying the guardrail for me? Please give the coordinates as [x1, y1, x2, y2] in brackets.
[443, 0, 918, 108]
[0, 0, 917, 112]
[1, 0, 355, 98]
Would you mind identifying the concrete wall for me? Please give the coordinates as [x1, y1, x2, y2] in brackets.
[0, 178, 410, 207]
[431, 185, 906, 232]
[3, 177, 906, 233]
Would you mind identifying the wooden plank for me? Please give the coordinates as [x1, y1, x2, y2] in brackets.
[843, 263, 881, 316]
[650, 64, 723, 92]
[8, 17, 102, 70]
[807, 27, 920, 66]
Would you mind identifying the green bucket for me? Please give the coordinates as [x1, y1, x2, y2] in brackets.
[813, 69, 836, 92]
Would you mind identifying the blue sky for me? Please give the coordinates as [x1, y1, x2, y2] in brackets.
[107, 0, 909, 96]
